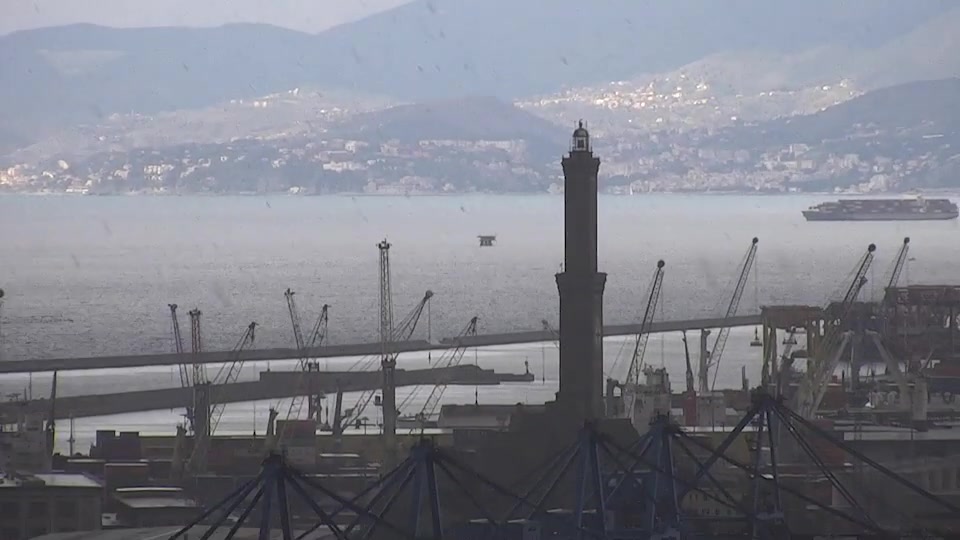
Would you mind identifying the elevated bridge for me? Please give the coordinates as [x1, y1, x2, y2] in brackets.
[0, 314, 760, 374]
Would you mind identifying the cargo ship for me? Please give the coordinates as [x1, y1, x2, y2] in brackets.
[802, 196, 958, 221]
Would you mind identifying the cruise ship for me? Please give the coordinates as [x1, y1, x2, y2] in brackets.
[802, 196, 958, 221]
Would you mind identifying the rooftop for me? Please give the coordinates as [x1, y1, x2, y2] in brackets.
[114, 495, 199, 510]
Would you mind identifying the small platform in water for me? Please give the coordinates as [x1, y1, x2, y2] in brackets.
[478, 235, 497, 247]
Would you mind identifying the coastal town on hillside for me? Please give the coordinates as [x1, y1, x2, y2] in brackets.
[1, 76, 956, 195]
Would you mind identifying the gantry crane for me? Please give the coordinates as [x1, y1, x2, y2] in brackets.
[398, 316, 479, 429]
[186, 321, 257, 474]
[795, 243, 876, 418]
[703, 237, 759, 393]
[619, 260, 665, 419]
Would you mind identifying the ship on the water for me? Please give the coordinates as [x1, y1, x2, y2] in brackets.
[802, 196, 958, 221]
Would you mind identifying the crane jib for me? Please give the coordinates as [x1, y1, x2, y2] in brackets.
[706, 238, 759, 393]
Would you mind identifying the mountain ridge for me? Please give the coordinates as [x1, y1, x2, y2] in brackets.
[1, 0, 958, 153]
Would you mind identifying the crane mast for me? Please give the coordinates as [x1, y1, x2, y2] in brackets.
[796, 243, 876, 418]
[378, 239, 397, 448]
[186, 308, 208, 439]
[704, 237, 759, 393]
[622, 260, 665, 419]
[188, 308, 205, 385]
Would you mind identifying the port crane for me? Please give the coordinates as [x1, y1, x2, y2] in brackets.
[398, 316, 479, 429]
[681, 330, 695, 393]
[868, 237, 918, 407]
[167, 304, 189, 479]
[186, 320, 257, 473]
[336, 290, 434, 435]
[884, 237, 911, 293]
[703, 237, 759, 393]
[168, 304, 190, 390]
[795, 243, 876, 418]
[618, 260, 665, 420]
[773, 327, 801, 395]
[188, 308, 205, 387]
[168, 304, 196, 432]
[280, 288, 330, 421]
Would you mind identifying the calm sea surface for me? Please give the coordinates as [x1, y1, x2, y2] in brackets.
[1, 193, 958, 451]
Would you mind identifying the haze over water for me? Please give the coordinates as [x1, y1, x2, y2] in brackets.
[2, 193, 959, 451]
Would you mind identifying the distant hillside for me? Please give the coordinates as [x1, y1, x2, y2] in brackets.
[333, 96, 567, 159]
[1, 0, 957, 150]
[733, 78, 960, 146]
[699, 78, 960, 190]
[311, 0, 954, 100]
[661, 6, 960, 96]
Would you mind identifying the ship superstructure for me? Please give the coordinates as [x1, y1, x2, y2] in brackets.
[803, 196, 958, 221]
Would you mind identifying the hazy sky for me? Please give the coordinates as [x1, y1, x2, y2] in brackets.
[1, 0, 411, 35]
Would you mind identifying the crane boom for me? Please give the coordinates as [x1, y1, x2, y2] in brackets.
[884, 237, 910, 291]
[207, 322, 257, 433]
[681, 331, 694, 393]
[306, 304, 331, 350]
[622, 260, 665, 418]
[415, 317, 479, 423]
[285, 288, 306, 353]
[168, 304, 190, 389]
[279, 294, 331, 429]
[705, 237, 759, 393]
[796, 243, 876, 418]
[187, 321, 257, 472]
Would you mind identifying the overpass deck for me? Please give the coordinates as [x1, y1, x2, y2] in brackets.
[0, 314, 760, 374]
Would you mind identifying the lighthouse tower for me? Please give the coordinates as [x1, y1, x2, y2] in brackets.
[555, 121, 606, 422]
